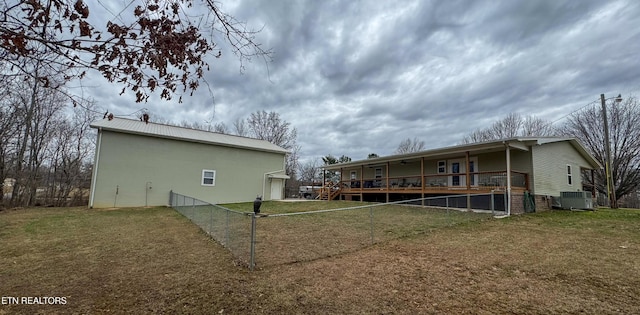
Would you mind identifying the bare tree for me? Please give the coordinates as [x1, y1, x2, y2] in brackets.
[3, 68, 68, 206]
[213, 122, 228, 134]
[45, 104, 97, 206]
[178, 119, 226, 134]
[523, 115, 557, 136]
[1, 0, 271, 103]
[561, 97, 640, 203]
[247, 111, 298, 150]
[395, 137, 425, 154]
[1, 65, 97, 207]
[246, 110, 299, 181]
[233, 118, 249, 137]
[298, 159, 321, 183]
[462, 113, 558, 144]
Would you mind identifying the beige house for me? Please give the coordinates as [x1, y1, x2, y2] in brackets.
[89, 118, 289, 208]
[322, 137, 601, 214]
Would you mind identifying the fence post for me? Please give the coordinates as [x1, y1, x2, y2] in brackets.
[250, 213, 256, 271]
[369, 206, 374, 245]
[446, 196, 450, 225]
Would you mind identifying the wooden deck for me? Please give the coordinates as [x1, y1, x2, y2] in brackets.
[321, 170, 529, 200]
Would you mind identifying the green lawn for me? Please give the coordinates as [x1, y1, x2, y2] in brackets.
[1, 205, 639, 314]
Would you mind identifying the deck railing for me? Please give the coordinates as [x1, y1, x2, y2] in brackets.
[339, 171, 528, 193]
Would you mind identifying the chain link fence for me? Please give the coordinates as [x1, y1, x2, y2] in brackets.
[170, 191, 501, 270]
[170, 191, 253, 266]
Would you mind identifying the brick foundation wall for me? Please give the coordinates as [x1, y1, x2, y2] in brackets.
[535, 195, 553, 212]
[509, 193, 552, 214]
[510, 194, 524, 214]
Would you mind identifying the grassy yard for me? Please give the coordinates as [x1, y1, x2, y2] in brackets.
[0, 204, 639, 314]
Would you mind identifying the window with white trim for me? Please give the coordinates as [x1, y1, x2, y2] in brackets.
[202, 169, 216, 186]
[566, 165, 572, 186]
[437, 161, 446, 174]
[350, 171, 357, 180]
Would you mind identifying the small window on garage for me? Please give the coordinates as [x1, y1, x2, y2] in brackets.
[566, 165, 572, 186]
[202, 169, 216, 186]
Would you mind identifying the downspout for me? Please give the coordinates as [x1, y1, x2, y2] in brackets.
[263, 169, 285, 200]
[88, 127, 103, 208]
[505, 143, 512, 216]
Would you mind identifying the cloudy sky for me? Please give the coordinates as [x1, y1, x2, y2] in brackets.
[91, 0, 640, 164]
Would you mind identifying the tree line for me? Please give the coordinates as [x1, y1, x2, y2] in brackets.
[1, 73, 98, 208]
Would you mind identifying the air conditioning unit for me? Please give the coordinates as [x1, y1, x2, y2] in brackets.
[560, 191, 593, 210]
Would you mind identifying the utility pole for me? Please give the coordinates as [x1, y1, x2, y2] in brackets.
[601, 94, 618, 208]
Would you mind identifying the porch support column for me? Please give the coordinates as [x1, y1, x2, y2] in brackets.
[322, 168, 327, 200]
[466, 151, 471, 210]
[590, 169, 596, 198]
[421, 157, 425, 206]
[386, 161, 390, 203]
[340, 167, 343, 201]
[360, 165, 364, 201]
[506, 144, 512, 216]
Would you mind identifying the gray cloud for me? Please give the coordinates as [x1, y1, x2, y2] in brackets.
[83, 0, 640, 164]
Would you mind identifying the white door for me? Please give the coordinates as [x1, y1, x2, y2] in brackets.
[448, 159, 466, 187]
[270, 179, 283, 200]
[448, 157, 478, 187]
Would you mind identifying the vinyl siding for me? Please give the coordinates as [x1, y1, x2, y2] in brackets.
[531, 141, 592, 196]
[90, 130, 286, 208]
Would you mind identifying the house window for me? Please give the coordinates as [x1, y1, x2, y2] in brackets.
[437, 161, 446, 174]
[202, 169, 216, 186]
[567, 165, 572, 186]
[350, 171, 357, 180]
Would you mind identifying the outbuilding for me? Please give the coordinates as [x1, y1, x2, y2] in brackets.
[89, 117, 289, 208]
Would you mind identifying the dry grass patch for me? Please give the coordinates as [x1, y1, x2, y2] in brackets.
[0, 207, 260, 314]
[254, 209, 640, 314]
[1, 205, 639, 314]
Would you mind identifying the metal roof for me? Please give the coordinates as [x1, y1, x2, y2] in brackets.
[324, 137, 601, 170]
[91, 117, 289, 154]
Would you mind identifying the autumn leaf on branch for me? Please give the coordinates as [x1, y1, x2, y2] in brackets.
[0, 0, 272, 103]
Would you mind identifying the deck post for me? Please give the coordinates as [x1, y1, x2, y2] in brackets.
[360, 165, 364, 201]
[385, 162, 390, 203]
[466, 151, 471, 211]
[421, 157, 425, 206]
[506, 144, 512, 216]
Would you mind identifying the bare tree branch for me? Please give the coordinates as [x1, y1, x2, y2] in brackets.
[1, 0, 271, 103]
